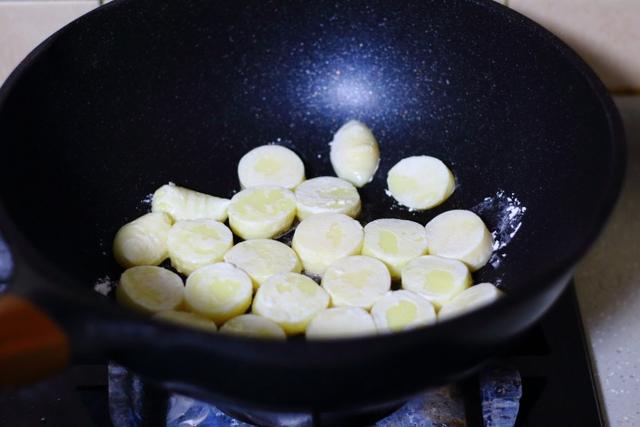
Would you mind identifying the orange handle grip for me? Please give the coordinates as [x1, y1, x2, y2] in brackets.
[0, 294, 69, 387]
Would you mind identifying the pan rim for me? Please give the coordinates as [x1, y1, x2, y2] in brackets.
[0, 0, 626, 351]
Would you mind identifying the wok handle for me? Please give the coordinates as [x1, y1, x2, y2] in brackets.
[0, 293, 69, 387]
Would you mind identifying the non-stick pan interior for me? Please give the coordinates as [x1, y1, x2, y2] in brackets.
[0, 0, 624, 411]
[0, 0, 620, 294]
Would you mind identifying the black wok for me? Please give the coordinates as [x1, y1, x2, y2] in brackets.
[0, 0, 624, 417]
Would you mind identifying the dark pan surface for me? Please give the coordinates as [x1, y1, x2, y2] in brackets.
[0, 0, 624, 411]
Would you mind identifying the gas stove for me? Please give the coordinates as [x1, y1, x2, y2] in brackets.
[0, 282, 603, 427]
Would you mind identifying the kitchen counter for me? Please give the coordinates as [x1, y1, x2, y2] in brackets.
[576, 96, 640, 427]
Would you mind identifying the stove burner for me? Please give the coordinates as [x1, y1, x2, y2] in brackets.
[109, 362, 478, 426]
[108, 363, 522, 427]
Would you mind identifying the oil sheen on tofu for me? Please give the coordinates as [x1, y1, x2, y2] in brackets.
[184, 263, 253, 325]
[330, 120, 380, 188]
[321, 255, 390, 310]
[238, 145, 305, 189]
[386, 155, 455, 210]
[294, 176, 361, 220]
[362, 218, 428, 279]
[401, 255, 472, 310]
[167, 219, 233, 275]
[224, 239, 301, 289]
[371, 290, 436, 333]
[227, 186, 296, 240]
[424, 210, 493, 271]
[252, 272, 330, 335]
[292, 213, 364, 277]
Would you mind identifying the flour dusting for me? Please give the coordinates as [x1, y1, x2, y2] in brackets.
[94, 276, 116, 296]
[473, 190, 527, 269]
[384, 189, 418, 213]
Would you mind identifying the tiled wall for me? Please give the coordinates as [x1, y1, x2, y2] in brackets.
[0, 0, 638, 91]
[0, 0, 99, 84]
[508, 0, 640, 93]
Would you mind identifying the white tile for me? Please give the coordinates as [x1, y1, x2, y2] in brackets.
[509, 0, 640, 92]
[0, 1, 99, 85]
